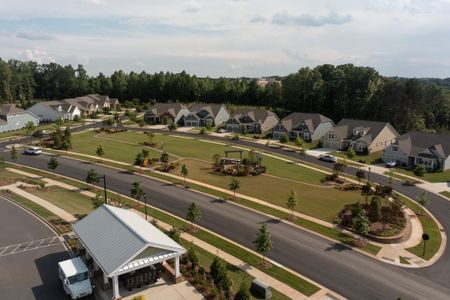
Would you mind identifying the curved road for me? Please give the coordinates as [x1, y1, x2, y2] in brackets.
[4, 142, 450, 299]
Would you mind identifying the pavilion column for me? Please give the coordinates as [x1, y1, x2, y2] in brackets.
[175, 256, 180, 277]
[112, 276, 121, 300]
[103, 271, 108, 285]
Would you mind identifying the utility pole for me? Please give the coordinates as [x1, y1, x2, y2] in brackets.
[143, 193, 148, 221]
[101, 175, 108, 204]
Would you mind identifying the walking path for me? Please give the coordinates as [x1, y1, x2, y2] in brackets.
[3, 167, 343, 300]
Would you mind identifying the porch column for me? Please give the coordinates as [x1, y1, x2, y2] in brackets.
[175, 256, 180, 277]
[112, 276, 121, 300]
[103, 271, 108, 285]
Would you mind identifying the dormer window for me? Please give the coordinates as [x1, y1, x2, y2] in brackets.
[328, 133, 335, 139]
[393, 146, 398, 151]
[353, 129, 360, 136]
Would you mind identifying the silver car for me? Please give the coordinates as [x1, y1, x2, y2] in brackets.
[319, 154, 338, 163]
[23, 146, 42, 155]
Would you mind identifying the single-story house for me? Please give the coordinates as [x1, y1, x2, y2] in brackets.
[62, 94, 117, 113]
[272, 112, 334, 141]
[322, 119, 399, 153]
[0, 104, 39, 133]
[144, 103, 190, 125]
[184, 103, 230, 127]
[73, 204, 186, 300]
[27, 101, 81, 122]
[383, 132, 450, 171]
[225, 109, 279, 134]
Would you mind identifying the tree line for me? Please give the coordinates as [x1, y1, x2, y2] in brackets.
[1, 58, 449, 133]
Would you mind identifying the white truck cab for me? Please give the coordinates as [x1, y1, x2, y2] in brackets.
[58, 257, 93, 299]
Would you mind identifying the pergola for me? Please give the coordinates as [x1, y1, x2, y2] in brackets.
[73, 204, 186, 300]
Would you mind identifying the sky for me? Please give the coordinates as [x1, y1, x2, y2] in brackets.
[1, 0, 450, 78]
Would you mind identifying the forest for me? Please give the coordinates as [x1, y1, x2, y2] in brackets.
[0, 58, 449, 134]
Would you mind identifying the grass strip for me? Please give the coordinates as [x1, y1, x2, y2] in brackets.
[439, 191, 450, 199]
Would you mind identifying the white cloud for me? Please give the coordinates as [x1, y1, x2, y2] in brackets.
[183, 0, 201, 13]
[19, 49, 55, 64]
[272, 11, 353, 27]
[16, 31, 55, 41]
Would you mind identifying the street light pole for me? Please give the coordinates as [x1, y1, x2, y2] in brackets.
[102, 175, 108, 205]
[368, 166, 371, 183]
[143, 193, 148, 221]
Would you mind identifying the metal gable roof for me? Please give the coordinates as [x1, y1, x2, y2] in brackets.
[73, 205, 185, 277]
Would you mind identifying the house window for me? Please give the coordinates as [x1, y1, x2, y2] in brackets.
[328, 133, 335, 139]
[393, 146, 398, 151]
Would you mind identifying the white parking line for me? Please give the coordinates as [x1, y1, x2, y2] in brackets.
[0, 236, 61, 257]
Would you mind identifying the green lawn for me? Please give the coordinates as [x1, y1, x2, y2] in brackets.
[71, 131, 163, 164]
[0, 170, 45, 186]
[174, 159, 364, 222]
[87, 131, 325, 184]
[404, 197, 442, 260]
[440, 191, 450, 199]
[393, 168, 450, 183]
[27, 186, 93, 216]
[0, 121, 82, 140]
[331, 151, 382, 165]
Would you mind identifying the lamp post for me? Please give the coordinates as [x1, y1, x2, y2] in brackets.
[143, 193, 148, 221]
[100, 175, 108, 204]
[368, 166, 371, 183]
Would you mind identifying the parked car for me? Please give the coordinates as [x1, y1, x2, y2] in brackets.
[386, 160, 399, 168]
[217, 128, 226, 133]
[319, 154, 338, 163]
[23, 146, 42, 155]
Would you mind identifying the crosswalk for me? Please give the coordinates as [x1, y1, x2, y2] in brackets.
[0, 236, 62, 257]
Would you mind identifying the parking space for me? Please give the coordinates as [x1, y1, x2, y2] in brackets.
[0, 196, 93, 300]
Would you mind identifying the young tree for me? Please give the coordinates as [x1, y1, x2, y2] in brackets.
[418, 191, 429, 207]
[187, 247, 199, 269]
[24, 121, 36, 144]
[146, 132, 155, 145]
[212, 153, 221, 167]
[181, 164, 188, 185]
[141, 149, 149, 159]
[210, 257, 232, 299]
[0, 157, 6, 170]
[160, 151, 169, 171]
[168, 227, 181, 243]
[355, 170, 365, 183]
[130, 181, 144, 205]
[168, 123, 177, 131]
[286, 189, 297, 219]
[11, 146, 18, 161]
[361, 182, 373, 205]
[186, 202, 201, 228]
[85, 169, 99, 188]
[134, 152, 144, 167]
[63, 126, 72, 149]
[387, 170, 394, 185]
[369, 196, 382, 222]
[279, 133, 288, 144]
[346, 146, 356, 160]
[234, 282, 251, 300]
[295, 137, 304, 147]
[352, 209, 370, 236]
[253, 223, 272, 265]
[228, 177, 240, 200]
[96, 145, 105, 162]
[333, 162, 346, 178]
[47, 156, 59, 175]
[53, 128, 62, 149]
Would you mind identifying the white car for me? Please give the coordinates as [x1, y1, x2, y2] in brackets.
[386, 160, 399, 168]
[319, 154, 338, 163]
[23, 147, 42, 155]
[217, 128, 226, 133]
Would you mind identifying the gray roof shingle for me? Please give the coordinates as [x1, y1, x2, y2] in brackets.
[280, 112, 332, 132]
[395, 132, 450, 158]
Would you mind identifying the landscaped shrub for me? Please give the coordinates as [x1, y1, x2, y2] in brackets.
[413, 165, 427, 177]
[200, 128, 207, 135]
[279, 133, 288, 144]
[231, 135, 239, 140]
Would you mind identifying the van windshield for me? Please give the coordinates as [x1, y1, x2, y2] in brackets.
[67, 272, 89, 285]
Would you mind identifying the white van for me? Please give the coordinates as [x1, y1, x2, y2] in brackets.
[58, 257, 93, 299]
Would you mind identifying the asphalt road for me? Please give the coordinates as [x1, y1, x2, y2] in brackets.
[5, 145, 450, 300]
[0, 196, 71, 300]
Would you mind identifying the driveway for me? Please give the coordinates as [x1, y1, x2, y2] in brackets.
[0, 196, 93, 300]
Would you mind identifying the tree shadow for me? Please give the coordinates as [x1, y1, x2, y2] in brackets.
[210, 198, 226, 204]
[324, 243, 350, 252]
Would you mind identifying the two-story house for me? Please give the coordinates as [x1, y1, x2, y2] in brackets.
[184, 103, 230, 127]
[0, 104, 39, 133]
[322, 119, 399, 153]
[383, 132, 450, 170]
[272, 112, 334, 141]
[225, 109, 279, 134]
[144, 103, 190, 125]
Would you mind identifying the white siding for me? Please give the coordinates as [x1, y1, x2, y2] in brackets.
[214, 106, 230, 126]
[311, 121, 334, 141]
[27, 103, 62, 122]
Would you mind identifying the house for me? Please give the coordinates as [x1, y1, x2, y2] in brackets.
[272, 112, 335, 141]
[383, 132, 450, 171]
[0, 104, 39, 133]
[184, 103, 230, 127]
[322, 119, 399, 153]
[61, 94, 117, 115]
[73, 204, 186, 300]
[27, 101, 81, 122]
[225, 109, 279, 134]
[144, 103, 190, 125]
